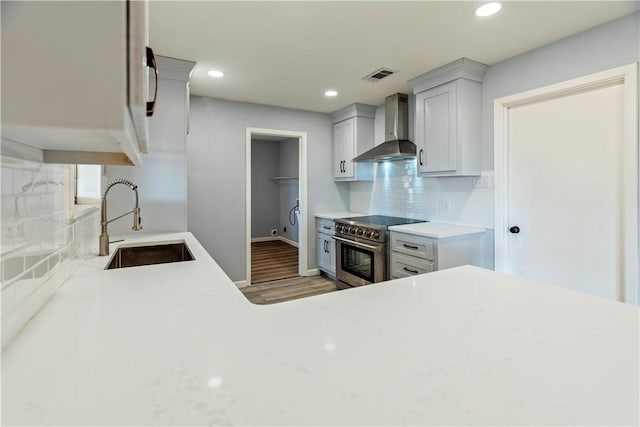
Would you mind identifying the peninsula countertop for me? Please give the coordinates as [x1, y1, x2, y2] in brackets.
[2, 232, 638, 425]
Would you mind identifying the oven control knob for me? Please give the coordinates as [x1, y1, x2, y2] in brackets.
[372, 231, 380, 240]
[357, 228, 364, 236]
[350, 227, 357, 235]
[365, 230, 373, 238]
[337, 224, 343, 233]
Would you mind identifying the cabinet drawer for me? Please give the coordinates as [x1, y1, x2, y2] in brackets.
[391, 253, 434, 279]
[391, 232, 434, 260]
[317, 219, 335, 234]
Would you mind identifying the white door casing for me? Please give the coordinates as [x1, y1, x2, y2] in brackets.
[494, 63, 638, 304]
[245, 127, 308, 285]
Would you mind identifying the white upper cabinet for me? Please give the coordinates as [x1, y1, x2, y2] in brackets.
[1, 1, 154, 166]
[333, 118, 355, 178]
[331, 103, 375, 181]
[409, 58, 487, 176]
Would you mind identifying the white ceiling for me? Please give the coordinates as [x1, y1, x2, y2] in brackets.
[150, 1, 639, 113]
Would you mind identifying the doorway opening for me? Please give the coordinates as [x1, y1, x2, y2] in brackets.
[245, 128, 308, 285]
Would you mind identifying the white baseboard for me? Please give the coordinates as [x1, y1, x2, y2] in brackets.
[251, 236, 299, 248]
[251, 237, 278, 243]
[234, 280, 249, 288]
[278, 236, 299, 248]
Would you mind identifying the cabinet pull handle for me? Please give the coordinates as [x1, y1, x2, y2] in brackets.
[146, 47, 159, 117]
[325, 240, 329, 253]
[341, 160, 345, 173]
[323, 226, 331, 230]
[418, 149, 424, 166]
[403, 243, 419, 250]
[403, 266, 419, 274]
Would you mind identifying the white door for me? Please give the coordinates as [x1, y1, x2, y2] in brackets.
[495, 65, 638, 304]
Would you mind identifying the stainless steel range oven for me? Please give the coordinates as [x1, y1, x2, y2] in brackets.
[333, 216, 426, 289]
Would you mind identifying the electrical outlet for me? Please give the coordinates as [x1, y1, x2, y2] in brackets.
[473, 171, 492, 189]
[439, 200, 451, 214]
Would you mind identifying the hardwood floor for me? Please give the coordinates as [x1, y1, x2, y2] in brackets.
[240, 274, 338, 304]
[251, 240, 298, 283]
[247, 239, 339, 304]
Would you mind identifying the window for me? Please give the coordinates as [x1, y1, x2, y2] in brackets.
[75, 164, 102, 204]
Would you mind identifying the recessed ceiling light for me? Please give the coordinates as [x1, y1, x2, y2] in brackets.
[208, 70, 225, 78]
[324, 90, 338, 97]
[475, 2, 502, 17]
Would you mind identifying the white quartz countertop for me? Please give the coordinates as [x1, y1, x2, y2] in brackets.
[2, 232, 638, 425]
[389, 222, 485, 238]
[315, 211, 365, 220]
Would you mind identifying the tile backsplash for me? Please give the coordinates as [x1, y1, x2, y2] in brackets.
[349, 160, 494, 227]
[1, 156, 99, 349]
[349, 160, 494, 268]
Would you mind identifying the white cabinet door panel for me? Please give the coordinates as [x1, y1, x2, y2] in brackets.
[341, 118, 355, 178]
[416, 82, 457, 173]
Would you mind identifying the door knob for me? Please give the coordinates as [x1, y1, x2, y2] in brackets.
[509, 226, 520, 234]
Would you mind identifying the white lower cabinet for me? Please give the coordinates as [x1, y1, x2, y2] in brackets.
[392, 253, 435, 279]
[390, 230, 484, 279]
[317, 219, 336, 276]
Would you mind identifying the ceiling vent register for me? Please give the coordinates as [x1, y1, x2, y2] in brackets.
[363, 67, 396, 82]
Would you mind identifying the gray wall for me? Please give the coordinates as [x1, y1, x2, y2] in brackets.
[279, 139, 299, 243]
[105, 76, 188, 235]
[251, 140, 280, 238]
[188, 97, 349, 282]
[481, 11, 640, 169]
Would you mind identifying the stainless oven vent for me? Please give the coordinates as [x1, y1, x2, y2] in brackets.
[352, 93, 416, 162]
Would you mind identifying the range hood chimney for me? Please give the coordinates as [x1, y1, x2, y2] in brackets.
[352, 93, 416, 162]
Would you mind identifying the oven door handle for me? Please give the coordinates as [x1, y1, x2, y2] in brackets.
[332, 235, 382, 251]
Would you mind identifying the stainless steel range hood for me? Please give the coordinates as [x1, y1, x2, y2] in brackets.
[352, 93, 416, 162]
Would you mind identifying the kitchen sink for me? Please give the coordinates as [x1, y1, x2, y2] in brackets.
[105, 241, 195, 270]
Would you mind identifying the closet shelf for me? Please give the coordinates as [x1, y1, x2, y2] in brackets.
[271, 176, 299, 181]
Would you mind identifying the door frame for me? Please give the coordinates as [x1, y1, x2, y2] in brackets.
[245, 127, 308, 285]
[494, 63, 639, 304]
